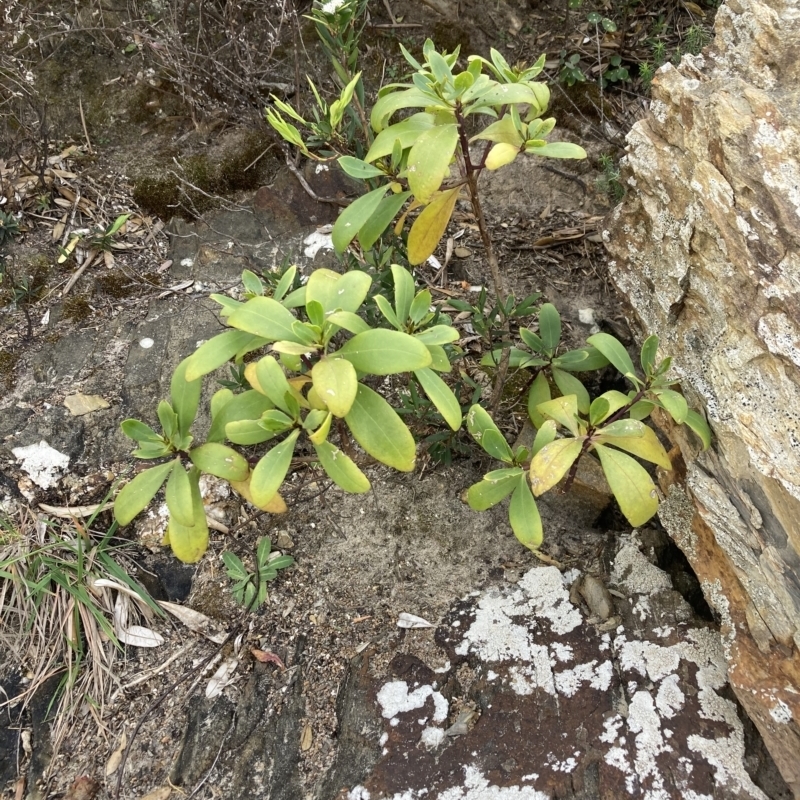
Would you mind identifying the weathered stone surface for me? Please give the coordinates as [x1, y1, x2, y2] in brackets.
[347, 534, 774, 799]
[604, 0, 800, 791]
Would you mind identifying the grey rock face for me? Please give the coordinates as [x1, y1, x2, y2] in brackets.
[604, 0, 800, 792]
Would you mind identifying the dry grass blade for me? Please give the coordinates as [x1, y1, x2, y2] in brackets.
[0, 501, 162, 770]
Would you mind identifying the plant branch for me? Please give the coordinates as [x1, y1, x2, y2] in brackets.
[455, 103, 510, 412]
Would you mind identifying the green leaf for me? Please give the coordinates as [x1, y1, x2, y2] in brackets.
[414, 367, 462, 430]
[413, 325, 460, 345]
[115, 461, 175, 526]
[271, 340, 317, 355]
[426, 344, 452, 372]
[536, 395, 581, 437]
[532, 419, 557, 456]
[653, 388, 688, 424]
[409, 289, 432, 325]
[684, 408, 712, 450]
[226, 419, 279, 446]
[228, 297, 301, 342]
[326, 311, 371, 335]
[526, 141, 587, 159]
[171, 357, 202, 438]
[528, 438, 583, 496]
[121, 419, 162, 444]
[250, 430, 300, 507]
[410, 190, 460, 260]
[640, 334, 659, 374]
[365, 113, 436, 162]
[189, 443, 250, 481]
[273, 265, 297, 302]
[466, 474, 519, 510]
[471, 114, 525, 145]
[595, 424, 672, 470]
[509, 476, 543, 550]
[593, 444, 659, 527]
[306, 268, 372, 314]
[165, 467, 208, 563]
[554, 346, 609, 372]
[589, 396, 609, 427]
[358, 191, 411, 250]
[242, 269, 264, 297]
[210, 294, 245, 317]
[222, 551, 248, 581]
[313, 440, 371, 493]
[132, 443, 172, 459]
[391, 264, 416, 325]
[157, 400, 178, 441]
[552, 367, 590, 415]
[259, 409, 295, 432]
[466, 404, 513, 462]
[599, 419, 647, 438]
[312, 357, 359, 417]
[467, 82, 544, 110]
[592, 390, 631, 424]
[332, 187, 389, 253]
[251, 356, 295, 414]
[407, 125, 459, 203]
[371, 88, 444, 132]
[538, 303, 561, 353]
[165, 460, 195, 528]
[519, 327, 545, 353]
[374, 295, 403, 329]
[586, 333, 637, 379]
[345, 383, 416, 471]
[338, 155, 386, 179]
[293, 317, 321, 343]
[208, 390, 273, 443]
[337, 329, 432, 375]
[527, 371, 551, 429]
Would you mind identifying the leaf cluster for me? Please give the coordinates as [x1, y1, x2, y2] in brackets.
[116, 264, 463, 562]
[466, 306, 712, 549]
[267, 38, 586, 267]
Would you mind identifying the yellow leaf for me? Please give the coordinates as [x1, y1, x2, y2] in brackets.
[230, 478, 288, 513]
[407, 187, 461, 265]
[486, 142, 520, 170]
[529, 438, 583, 496]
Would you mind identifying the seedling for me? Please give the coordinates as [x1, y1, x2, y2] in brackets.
[222, 536, 294, 609]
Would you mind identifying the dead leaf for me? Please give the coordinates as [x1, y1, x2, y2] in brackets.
[64, 393, 110, 416]
[105, 730, 127, 776]
[158, 600, 227, 644]
[64, 776, 100, 800]
[300, 723, 313, 751]
[113, 595, 164, 647]
[206, 657, 238, 698]
[138, 788, 171, 800]
[682, 0, 706, 15]
[250, 648, 285, 669]
[397, 612, 434, 629]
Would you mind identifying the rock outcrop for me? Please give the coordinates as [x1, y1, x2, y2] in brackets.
[604, 0, 800, 793]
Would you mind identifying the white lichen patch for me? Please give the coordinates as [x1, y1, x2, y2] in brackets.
[12, 440, 70, 489]
[401, 765, 549, 800]
[376, 681, 448, 724]
[553, 659, 613, 698]
[302, 229, 334, 259]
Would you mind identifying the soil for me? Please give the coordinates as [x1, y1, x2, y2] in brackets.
[2, 0, 790, 799]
